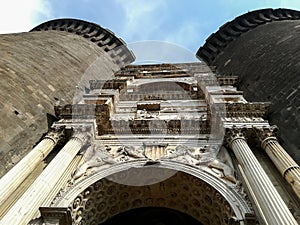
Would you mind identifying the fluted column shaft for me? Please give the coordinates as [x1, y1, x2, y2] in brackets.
[229, 135, 297, 225]
[0, 131, 89, 225]
[0, 130, 62, 208]
[262, 137, 300, 198]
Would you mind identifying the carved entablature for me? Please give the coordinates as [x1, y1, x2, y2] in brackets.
[55, 104, 110, 119]
[115, 63, 212, 79]
[217, 76, 238, 86]
[51, 62, 275, 199]
[224, 102, 270, 117]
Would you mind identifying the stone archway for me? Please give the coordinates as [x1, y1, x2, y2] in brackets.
[55, 161, 251, 225]
[71, 170, 234, 224]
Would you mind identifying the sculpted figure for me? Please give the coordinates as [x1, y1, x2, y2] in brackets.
[163, 144, 236, 183]
[205, 146, 236, 183]
[163, 145, 199, 164]
[72, 145, 116, 180]
[116, 145, 145, 161]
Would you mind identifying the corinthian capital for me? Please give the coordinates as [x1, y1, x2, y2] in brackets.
[44, 126, 65, 143]
[72, 126, 92, 145]
[225, 126, 246, 146]
[254, 125, 278, 142]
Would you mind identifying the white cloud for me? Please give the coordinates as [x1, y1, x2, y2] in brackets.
[0, 0, 52, 34]
[115, 0, 166, 40]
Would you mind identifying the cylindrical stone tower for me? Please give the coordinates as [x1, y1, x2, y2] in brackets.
[197, 8, 300, 162]
[0, 18, 135, 177]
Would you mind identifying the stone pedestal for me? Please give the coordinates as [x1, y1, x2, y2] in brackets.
[0, 129, 90, 225]
[228, 129, 298, 225]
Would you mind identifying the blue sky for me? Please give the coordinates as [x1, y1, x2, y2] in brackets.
[1, 0, 300, 57]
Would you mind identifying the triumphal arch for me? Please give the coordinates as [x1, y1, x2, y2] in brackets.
[1, 8, 300, 225]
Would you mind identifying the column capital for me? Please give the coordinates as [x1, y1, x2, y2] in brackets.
[225, 126, 247, 146]
[72, 125, 92, 145]
[44, 127, 65, 144]
[254, 125, 278, 148]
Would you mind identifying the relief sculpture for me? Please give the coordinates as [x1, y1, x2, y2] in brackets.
[163, 145, 236, 183]
[72, 144, 116, 181]
[71, 143, 236, 184]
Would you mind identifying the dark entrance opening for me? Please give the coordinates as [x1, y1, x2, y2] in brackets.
[100, 207, 203, 225]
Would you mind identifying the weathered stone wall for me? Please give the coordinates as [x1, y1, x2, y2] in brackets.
[0, 31, 121, 177]
[197, 9, 300, 163]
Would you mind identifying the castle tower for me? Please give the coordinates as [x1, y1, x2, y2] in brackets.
[197, 8, 300, 163]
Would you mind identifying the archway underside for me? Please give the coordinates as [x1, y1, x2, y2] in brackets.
[70, 169, 236, 225]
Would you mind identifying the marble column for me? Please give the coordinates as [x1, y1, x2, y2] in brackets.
[0, 129, 63, 208]
[256, 126, 300, 198]
[0, 128, 90, 225]
[227, 128, 298, 225]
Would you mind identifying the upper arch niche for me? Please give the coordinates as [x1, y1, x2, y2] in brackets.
[197, 8, 300, 162]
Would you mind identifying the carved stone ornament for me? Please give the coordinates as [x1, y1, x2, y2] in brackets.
[72, 145, 117, 181]
[162, 145, 237, 183]
[72, 126, 92, 145]
[225, 126, 247, 146]
[69, 143, 237, 184]
[254, 125, 278, 142]
[40, 207, 72, 225]
[44, 126, 65, 144]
